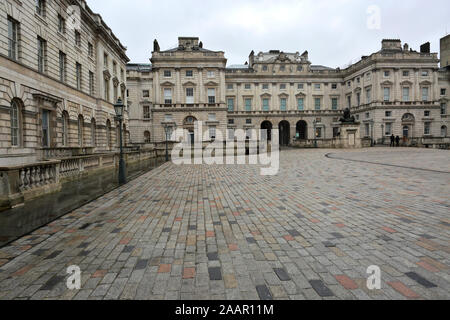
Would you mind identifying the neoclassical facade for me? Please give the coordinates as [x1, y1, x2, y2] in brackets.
[127, 37, 450, 146]
[0, 0, 129, 166]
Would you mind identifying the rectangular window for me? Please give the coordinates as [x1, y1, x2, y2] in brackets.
[164, 114, 173, 122]
[208, 88, 216, 104]
[58, 15, 65, 34]
[164, 70, 171, 77]
[297, 98, 304, 111]
[88, 42, 94, 57]
[422, 87, 429, 101]
[262, 65, 268, 71]
[279, 65, 285, 71]
[209, 126, 216, 140]
[186, 70, 193, 77]
[402, 87, 410, 102]
[59, 51, 66, 82]
[143, 105, 150, 119]
[365, 123, 370, 137]
[113, 85, 118, 102]
[385, 111, 392, 117]
[228, 119, 234, 125]
[347, 96, 351, 108]
[424, 122, 431, 135]
[403, 70, 409, 77]
[37, 37, 46, 73]
[10, 103, 19, 146]
[422, 70, 429, 77]
[36, 0, 45, 16]
[186, 88, 194, 104]
[357, 77, 360, 84]
[366, 112, 370, 119]
[246, 119, 252, 124]
[366, 88, 372, 104]
[441, 88, 447, 96]
[227, 98, 234, 112]
[280, 98, 287, 111]
[207, 71, 215, 78]
[76, 63, 82, 90]
[104, 54, 108, 68]
[424, 110, 430, 117]
[89, 71, 94, 95]
[441, 103, 447, 115]
[314, 98, 321, 110]
[244, 98, 252, 111]
[42, 109, 50, 147]
[245, 84, 251, 90]
[384, 87, 390, 102]
[298, 83, 304, 90]
[280, 84, 286, 90]
[262, 84, 269, 90]
[331, 84, 337, 90]
[384, 71, 390, 77]
[113, 62, 117, 75]
[143, 90, 150, 98]
[227, 84, 233, 90]
[385, 123, 392, 136]
[7, 17, 19, 60]
[314, 84, 321, 90]
[121, 69, 124, 81]
[331, 98, 338, 110]
[333, 127, 339, 138]
[164, 88, 172, 104]
[356, 92, 361, 106]
[263, 98, 269, 111]
[75, 30, 81, 47]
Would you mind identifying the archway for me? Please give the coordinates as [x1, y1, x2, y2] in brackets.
[261, 121, 272, 141]
[279, 120, 290, 146]
[183, 116, 197, 144]
[296, 120, 308, 140]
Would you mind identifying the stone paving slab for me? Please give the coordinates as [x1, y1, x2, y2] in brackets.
[0, 148, 449, 300]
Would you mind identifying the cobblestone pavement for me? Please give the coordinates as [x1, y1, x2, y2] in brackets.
[0, 148, 449, 300]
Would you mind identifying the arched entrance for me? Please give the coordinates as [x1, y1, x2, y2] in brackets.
[401, 113, 415, 142]
[402, 126, 409, 138]
[183, 116, 197, 144]
[261, 121, 272, 141]
[279, 120, 290, 146]
[296, 120, 308, 140]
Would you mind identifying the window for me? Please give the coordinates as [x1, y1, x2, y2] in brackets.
[227, 84, 233, 90]
[366, 88, 372, 104]
[91, 119, 96, 147]
[10, 100, 20, 147]
[262, 84, 269, 90]
[422, 87, 429, 101]
[8, 17, 19, 61]
[384, 71, 390, 77]
[164, 114, 173, 122]
[36, 0, 45, 16]
[120, 69, 124, 81]
[280, 98, 287, 111]
[209, 126, 216, 140]
[402, 87, 410, 102]
[59, 51, 66, 82]
[144, 131, 151, 143]
[441, 103, 447, 115]
[143, 105, 151, 119]
[244, 84, 251, 90]
[104, 53, 108, 68]
[314, 98, 321, 110]
[441, 88, 446, 96]
[227, 98, 234, 112]
[424, 122, 431, 135]
[112, 62, 117, 76]
[207, 71, 215, 78]
[262, 65, 268, 71]
[366, 112, 370, 119]
[62, 112, 68, 146]
[297, 65, 303, 71]
[104, 79, 109, 101]
[357, 77, 360, 84]
[314, 84, 321, 90]
[279, 65, 285, 71]
[297, 98, 304, 111]
[186, 88, 194, 104]
[331, 84, 337, 90]
[347, 95, 351, 108]
[280, 84, 286, 90]
[228, 119, 234, 125]
[424, 110, 430, 117]
[208, 113, 216, 121]
[385, 111, 392, 117]
[76, 63, 82, 90]
[246, 119, 252, 124]
[422, 70, 429, 77]
[164, 70, 171, 77]
[245, 98, 252, 111]
[143, 90, 150, 98]
[441, 126, 448, 137]
[37, 37, 46, 73]
[58, 15, 65, 34]
[88, 42, 94, 58]
[164, 88, 172, 104]
[186, 70, 193, 77]
[366, 72, 371, 80]
[365, 123, 370, 137]
[383, 87, 390, 102]
[42, 109, 50, 147]
[89, 71, 94, 95]
[347, 81, 351, 87]
[385, 123, 392, 136]
[75, 30, 81, 47]
[263, 98, 270, 111]
[356, 92, 361, 106]
[403, 70, 409, 77]
[298, 83, 304, 90]
[113, 84, 118, 102]
[331, 98, 338, 110]
[78, 116, 84, 146]
[208, 88, 216, 104]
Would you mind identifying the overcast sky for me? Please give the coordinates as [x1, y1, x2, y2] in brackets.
[87, 0, 450, 68]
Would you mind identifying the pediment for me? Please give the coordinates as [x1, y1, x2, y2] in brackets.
[353, 86, 362, 93]
[419, 80, 432, 86]
[182, 81, 197, 87]
[161, 81, 175, 87]
[260, 93, 272, 98]
[400, 80, 413, 86]
[295, 92, 306, 97]
[204, 81, 219, 86]
[380, 80, 393, 86]
[278, 93, 289, 98]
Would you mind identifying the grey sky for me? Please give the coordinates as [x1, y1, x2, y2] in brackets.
[87, 0, 450, 68]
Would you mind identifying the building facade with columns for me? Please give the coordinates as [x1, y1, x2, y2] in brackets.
[127, 37, 450, 147]
[0, 0, 129, 166]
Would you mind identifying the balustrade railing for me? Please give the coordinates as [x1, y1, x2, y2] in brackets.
[18, 162, 59, 192]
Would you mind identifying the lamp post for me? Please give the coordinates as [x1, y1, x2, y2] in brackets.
[114, 98, 126, 185]
[381, 124, 385, 145]
[313, 120, 318, 148]
[370, 120, 374, 147]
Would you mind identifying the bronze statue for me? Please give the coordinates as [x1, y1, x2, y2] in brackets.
[153, 39, 160, 52]
[340, 107, 356, 123]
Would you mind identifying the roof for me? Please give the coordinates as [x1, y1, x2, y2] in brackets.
[227, 64, 250, 69]
[126, 64, 152, 72]
[310, 65, 334, 71]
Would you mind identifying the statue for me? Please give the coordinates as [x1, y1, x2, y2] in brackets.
[153, 39, 160, 52]
[199, 41, 203, 48]
[340, 107, 356, 123]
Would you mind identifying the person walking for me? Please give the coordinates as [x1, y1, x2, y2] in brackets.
[396, 136, 400, 147]
[390, 134, 395, 147]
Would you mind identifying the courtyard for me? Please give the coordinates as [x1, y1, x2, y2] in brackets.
[0, 148, 448, 300]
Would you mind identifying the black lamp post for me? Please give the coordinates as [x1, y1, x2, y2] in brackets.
[370, 120, 374, 147]
[114, 98, 126, 185]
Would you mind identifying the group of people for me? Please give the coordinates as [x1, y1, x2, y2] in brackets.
[390, 134, 401, 147]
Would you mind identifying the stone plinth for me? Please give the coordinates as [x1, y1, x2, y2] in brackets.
[340, 123, 362, 148]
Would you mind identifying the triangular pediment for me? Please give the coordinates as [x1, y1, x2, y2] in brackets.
[161, 81, 175, 87]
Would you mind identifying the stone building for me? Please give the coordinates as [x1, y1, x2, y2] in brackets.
[0, 0, 129, 166]
[127, 37, 450, 147]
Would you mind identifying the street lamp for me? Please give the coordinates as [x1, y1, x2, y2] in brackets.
[114, 98, 126, 185]
[370, 120, 374, 147]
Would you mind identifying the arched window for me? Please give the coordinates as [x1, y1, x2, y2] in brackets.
[441, 126, 448, 138]
[91, 118, 96, 147]
[144, 131, 151, 143]
[78, 115, 84, 146]
[62, 111, 69, 146]
[106, 119, 111, 149]
[10, 99, 21, 147]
